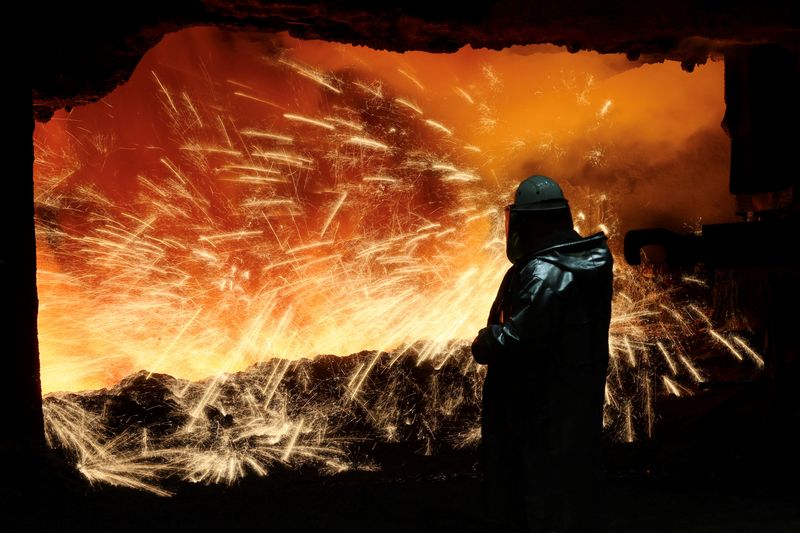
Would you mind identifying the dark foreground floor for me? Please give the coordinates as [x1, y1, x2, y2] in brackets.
[8, 448, 799, 533]
[7, 383, 800, 532]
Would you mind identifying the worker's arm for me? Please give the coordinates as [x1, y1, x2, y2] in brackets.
[486, 266, 516, 326]
[471, 264, 562, 365]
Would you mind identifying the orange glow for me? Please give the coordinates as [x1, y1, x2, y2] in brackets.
[34, 27, 732, 394]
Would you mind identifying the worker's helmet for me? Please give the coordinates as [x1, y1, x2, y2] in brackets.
[509, 175, 568, 212]
[505, 175, 571, 262]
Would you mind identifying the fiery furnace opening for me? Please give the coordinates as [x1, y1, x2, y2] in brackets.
[35, 27, 772, 493]
[35, 27, 734, 395]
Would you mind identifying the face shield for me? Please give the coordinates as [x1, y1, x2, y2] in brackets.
[505, 203, 574, 263]
[505, 175, 572, 263]
[505, 205, 525, 264]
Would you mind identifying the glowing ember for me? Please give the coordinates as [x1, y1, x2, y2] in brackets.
[33, 28, 759, 494]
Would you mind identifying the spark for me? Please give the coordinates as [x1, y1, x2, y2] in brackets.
[182, 92, 203, 126]
[416, 223, 440, 232]
[441, 172, 480, 182]
[199, 230, 263, 244]
[662, 375, 682, 396]
[483, 65, 501, 88]
[240, 198, 297, 209]
[349, 352, 382, 400]
[455, 87, 474, 104]
[353, 81, 383, 98]
[278, 59, 342, 94]
[251, 149, 314, 167]
[320, 192, 347, 237]
[681, 275, 708, 287]
[709, 330, 744, 360]
[281, 418, 304, 462]
[217, 116, 234, 147]
[239, 129, 294, 143]
[222, 176, 289, 185]
[732, 336, 765, 367]
[425, 120, 453, 135]
[346, 136, 389, 150]
[656, 341, 678, 374]
[585, 147, 605, 167]
[397, 69, 425, 91]
[220, 164, 282, 174]
[192, 249, 218, 262]
[233, 91, 282, 109]
[624, 403, 634, 442]
[283, 113, 336, 130]
[394, 98, 423, 114]
[226, 79, 253, 90]
[623, 336, 636, 367]
[180, 143, 242, 156]
[679, 354, 704, 383]
[689, 304, 713, 327]
[151, 71, 177, 113]
[362, 175, 399, 183]
[327, 117, 364, 131]
[598, 99, 613, 118]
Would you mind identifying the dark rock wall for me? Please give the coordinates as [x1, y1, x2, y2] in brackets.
[33, 1, 800, 121]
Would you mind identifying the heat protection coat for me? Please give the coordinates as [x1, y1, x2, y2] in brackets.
[472, 231, 613, 532]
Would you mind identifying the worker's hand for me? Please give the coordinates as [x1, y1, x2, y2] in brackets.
[471, 327, 495, 365]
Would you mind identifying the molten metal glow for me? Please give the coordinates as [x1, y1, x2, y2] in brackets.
[34, 28, 760, 493]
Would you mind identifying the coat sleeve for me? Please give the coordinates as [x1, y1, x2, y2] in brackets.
[486, 266, 517, 326]
[471, 264, 563, 365]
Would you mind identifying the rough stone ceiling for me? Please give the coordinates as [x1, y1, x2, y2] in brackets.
[32, 1, 800, 121]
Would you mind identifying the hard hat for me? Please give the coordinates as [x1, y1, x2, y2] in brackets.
[509, 175, 569, 212]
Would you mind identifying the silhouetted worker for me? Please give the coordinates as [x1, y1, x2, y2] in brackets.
[471, 175, 613, 532]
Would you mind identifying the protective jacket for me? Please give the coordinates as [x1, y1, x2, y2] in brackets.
[472, 231, 613, 532]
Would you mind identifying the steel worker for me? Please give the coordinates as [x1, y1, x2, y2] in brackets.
[472, 175, 613, 532]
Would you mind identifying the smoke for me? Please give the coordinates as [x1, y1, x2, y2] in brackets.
[515, 125, 732, 234]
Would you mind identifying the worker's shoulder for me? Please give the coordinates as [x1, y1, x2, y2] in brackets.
[517, 256, 574, 293]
